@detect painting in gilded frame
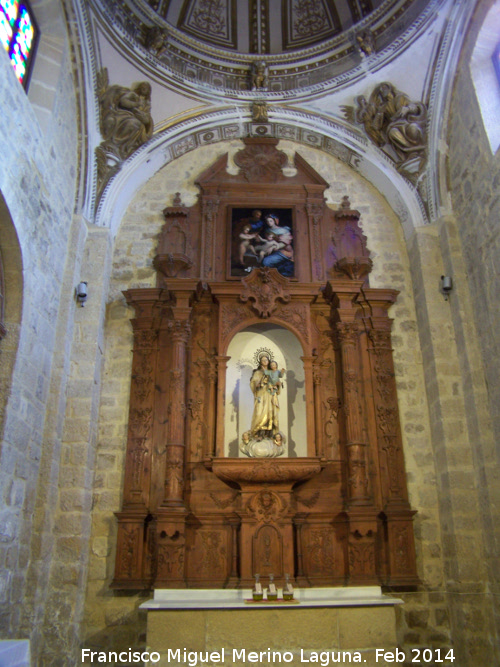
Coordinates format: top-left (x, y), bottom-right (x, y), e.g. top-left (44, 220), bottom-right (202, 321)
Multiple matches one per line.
top-left (228, 207), bottom-right (295, 278)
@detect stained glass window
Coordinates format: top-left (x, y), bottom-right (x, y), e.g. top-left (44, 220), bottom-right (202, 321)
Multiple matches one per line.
top-left (0, 0), bottom-right (38, 88)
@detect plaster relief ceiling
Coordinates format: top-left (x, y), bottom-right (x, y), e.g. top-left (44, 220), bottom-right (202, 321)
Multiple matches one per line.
top-left (92, 0), bottom-right (435, 96)
top-left (147, 0), bottom-right (386, 53)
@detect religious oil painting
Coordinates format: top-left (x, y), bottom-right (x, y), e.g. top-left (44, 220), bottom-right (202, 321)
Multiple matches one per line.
top-left (229, 207), bottom-right (295, 278)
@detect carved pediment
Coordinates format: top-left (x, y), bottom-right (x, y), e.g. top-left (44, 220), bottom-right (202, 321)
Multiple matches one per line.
top-left (240, 267), bottom-right (291, 318)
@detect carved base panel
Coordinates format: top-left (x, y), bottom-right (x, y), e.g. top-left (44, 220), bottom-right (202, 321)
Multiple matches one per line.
top-left (154, 515), bottom-right (188, 588)
top-left (347, 509), bottom-right (380, 585)
top-left (185, 516), bottom-right (232, 586)
top-left (112, 512), bottom-right (151, 589)
top-left (299, 515), bottom-right (348, 586)
top-left (382, 510), bottom-right (419, 588)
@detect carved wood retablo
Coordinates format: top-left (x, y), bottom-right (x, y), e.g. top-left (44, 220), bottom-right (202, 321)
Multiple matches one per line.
top-left (112, 139), bottom-right (418, 591)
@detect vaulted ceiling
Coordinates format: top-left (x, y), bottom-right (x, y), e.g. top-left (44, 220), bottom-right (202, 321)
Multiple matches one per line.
top-left (90, 0), bottom-right (435, 95)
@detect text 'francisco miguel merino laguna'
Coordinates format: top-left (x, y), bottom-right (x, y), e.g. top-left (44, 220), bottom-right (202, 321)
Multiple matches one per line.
top-left (166, 649), bottom-right (366, 664)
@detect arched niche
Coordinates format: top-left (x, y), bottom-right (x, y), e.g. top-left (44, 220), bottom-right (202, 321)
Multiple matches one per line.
top-left (224, 323), bottom-right (306, 458)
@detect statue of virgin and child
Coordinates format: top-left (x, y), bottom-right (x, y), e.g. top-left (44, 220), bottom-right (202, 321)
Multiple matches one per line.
top-left (240, 351), bottom-right (287, 458)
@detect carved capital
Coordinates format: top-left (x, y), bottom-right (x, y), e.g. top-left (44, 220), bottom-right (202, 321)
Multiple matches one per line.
top-left (336, 322), bottom-right (359, 345)
top-left (168, 319), bottom-right (191, 344)
top-left (133, 329), bottom-right (159, 349)
top-left (368, 329), bottom-right (392, 349)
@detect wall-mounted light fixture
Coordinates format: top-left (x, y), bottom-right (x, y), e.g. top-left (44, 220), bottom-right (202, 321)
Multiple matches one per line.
top-left (440, 275), bottom-right (453, 301)
top-left (76, 281), bottom-right (88, 307)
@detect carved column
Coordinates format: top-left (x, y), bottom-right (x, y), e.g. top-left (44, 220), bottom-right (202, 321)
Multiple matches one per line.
top-left (293, 513), bottom-right (308, 586)
top-left (215, 356), bottom-right (230, 457)
top-left (336, 321), bottom-right (371, 505)
top-left (113, 289), bottom-right (166, 588)
top-left (325, 283), bottom-right (379, 584)
top-left (312, 362), bottom-right (325, 458)
top-left (162, 318), bottom-right (191, 508)
top-left (201, 196), bottom-right (219, 280)
top-left (226, 514), bottom-right (241, 588)
top-left (363, 289), bottom-right (418, 586)
top-left (206, 360), bottom-right (218, 457)
top-left (155, 283), bottom-right (196, 588)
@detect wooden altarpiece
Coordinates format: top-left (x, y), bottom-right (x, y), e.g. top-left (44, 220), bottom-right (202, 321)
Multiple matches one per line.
top-left (112, 138), bottom-right (419, 591)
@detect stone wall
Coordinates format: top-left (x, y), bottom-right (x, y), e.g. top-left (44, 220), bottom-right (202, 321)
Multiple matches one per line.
top-left (82, 142), bottom-right (450, 659)
top-left (0, 6), bottom-right (84, 663)
top-left (446, 0), bottom-right (500, 660)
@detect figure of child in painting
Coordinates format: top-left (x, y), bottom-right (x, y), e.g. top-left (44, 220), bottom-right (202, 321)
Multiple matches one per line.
top-left (264, 360), bottom-right (285, 395)
top-left (255, 232), bottom-right (284, 261)
top-left (238, 225), bottom-right (259, 264)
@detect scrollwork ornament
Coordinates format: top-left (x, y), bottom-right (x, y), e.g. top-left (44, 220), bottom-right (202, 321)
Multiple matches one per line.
top-left (393, 525), bottom-right (410, 572)
top-left (240, 267), bottom-right (291, 318)
top-left (274, 302), bottom-right (309, 343)
top-left (169, 369), bottom-right (183, 393)
top-left (308, 529), bottom-right (335, 571)
top-left (221, 303), bottom-right (251, 345)
top-left (377, 406), bottom-right (398, 435)
top-left (130, 442), bottom-right (148, 489)
top-left (129, 407), bottom-right (153, 438)
top-left (233, 142), bottom-right (287, 182)
top-left (349, 534), bottom-right (375, 575)
top-left (383, 436), bottom-right (402, 495)
top-left (120, 525), bottom-right (139, 577)
top-left (165, 457), bottom-right (184, 495)
top-left (200, 531), bottom-right (226, 574)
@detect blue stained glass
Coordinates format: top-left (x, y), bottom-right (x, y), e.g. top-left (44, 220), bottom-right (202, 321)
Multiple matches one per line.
top-left (0, 0), bottom-right (37, 87)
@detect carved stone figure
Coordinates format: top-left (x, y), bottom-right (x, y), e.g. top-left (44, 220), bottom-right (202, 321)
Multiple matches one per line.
top-left (252, 101), bottom-right (268, 123)
top-left (99, 79), bottom-right (153, 161)
top-left (145, 25), bottom-right (169, 56)
top-left (251, 62), bottom-right (268, 90)
top-left (95, 69), bottom-right (154, 199)
top-left (356, 29), bottom-right (376, 56)
top-left (343, 82), bottom-right (427, 175)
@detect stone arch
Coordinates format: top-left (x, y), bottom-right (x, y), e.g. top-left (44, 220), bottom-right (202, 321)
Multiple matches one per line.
top-left (0, 192), bottom-right (24, 440)
top-left (95, 108), bottom-right (428, 241)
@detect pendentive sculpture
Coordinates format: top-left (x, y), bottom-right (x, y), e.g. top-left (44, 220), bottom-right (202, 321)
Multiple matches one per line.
top-left (95, 68), bottom-right (154, 201)
top-left (342, 81), bottom-right (427, 177)
top-left (240, 351), bottom-right (286, 458)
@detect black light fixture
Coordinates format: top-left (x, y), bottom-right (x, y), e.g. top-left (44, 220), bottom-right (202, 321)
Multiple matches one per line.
top-left (440, 275), bottom-right (453, 301)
